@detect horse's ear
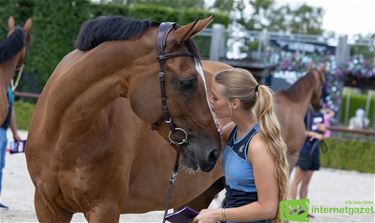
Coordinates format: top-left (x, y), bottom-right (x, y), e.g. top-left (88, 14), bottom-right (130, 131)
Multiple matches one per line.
top-left (8, 16), bottom-right (15, 31)
top-left (319, 65), bottom-right (326, 74)
top-left (169, 15), bottom-right (215, 45)
top-left (23, 17), bottom-right (32, 33)
top-left (307, 62), bottom-right (314, 72)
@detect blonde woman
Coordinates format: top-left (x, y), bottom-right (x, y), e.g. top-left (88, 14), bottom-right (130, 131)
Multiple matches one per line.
top-left (193, 68), bottom-right (289, 223)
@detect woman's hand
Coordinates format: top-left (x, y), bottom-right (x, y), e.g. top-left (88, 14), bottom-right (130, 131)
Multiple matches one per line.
top-left (306, 131), bottom-right (324, 141)
top-left (192, 208), bottom-right (221, 223)
top-left (13, 132), bottom-right (22, 142)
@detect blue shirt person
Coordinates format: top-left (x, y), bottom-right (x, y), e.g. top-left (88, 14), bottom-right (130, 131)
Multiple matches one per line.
top-left (0, 86), bottom-right (22, 209)
top-left (290, 107), bottom-right (326, 203)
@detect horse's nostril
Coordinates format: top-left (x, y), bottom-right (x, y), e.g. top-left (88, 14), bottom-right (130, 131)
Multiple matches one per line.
top-left (208, 149), bottom-right (219, 162)
top-left (200, 149), bottom-right (220, 172)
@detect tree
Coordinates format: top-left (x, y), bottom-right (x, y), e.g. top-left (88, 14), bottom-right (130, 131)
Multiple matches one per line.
top-left (209, 0), bottom-right (235, 14)
top-left (288, 4), bottom-right (324, 34)
top-left (100, 0), bottom-right (205, 9)
top-left (210, 0), bottom-right (324, 35)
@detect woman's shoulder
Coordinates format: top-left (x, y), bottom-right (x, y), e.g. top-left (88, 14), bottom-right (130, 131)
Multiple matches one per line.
top-left (247, 134), bottom-right (270, 162)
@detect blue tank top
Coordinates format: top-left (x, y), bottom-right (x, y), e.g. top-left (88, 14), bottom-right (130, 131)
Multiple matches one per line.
top-left (222, 124), bottom-right (260, 194)
top-left (222, 124), bottom-right (272, 223)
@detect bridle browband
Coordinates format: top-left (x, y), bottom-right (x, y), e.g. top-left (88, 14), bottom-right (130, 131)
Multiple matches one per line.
top-left (155, 22), bottom-right (198, 223)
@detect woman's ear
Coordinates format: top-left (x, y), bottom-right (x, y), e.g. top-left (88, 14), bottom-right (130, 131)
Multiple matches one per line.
top-left (231, 99), bottom-right (240, 111)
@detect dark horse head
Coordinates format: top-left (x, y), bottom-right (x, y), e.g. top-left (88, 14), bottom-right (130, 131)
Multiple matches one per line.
top-left (308, 65), bottom-right (325, 111)
top-left (0, 16), bottom-right (32, 69)
top-left (0, 16), bottom-right (32, 125)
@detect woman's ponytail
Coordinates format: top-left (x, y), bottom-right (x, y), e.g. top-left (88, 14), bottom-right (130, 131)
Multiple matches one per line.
top-left (255, 85), bottom-right (289, 222)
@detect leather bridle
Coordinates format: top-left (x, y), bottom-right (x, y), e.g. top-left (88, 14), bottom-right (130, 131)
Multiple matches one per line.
top-left (153, 22), bottom-right (195, 145)
top-left (154, 22), bottom-right (200, 222)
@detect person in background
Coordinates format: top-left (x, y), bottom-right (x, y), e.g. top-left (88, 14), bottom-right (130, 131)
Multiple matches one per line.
top-left (348, 108), bottom-right (370, 130)
top-left (0, 85), bottom-right (22, 209)
top-left (290, 106), bottom-right (326, 212)
top-left (193, 68), bottom-right (289, 223)
top-left (322, 108), bottom-right (335, 138)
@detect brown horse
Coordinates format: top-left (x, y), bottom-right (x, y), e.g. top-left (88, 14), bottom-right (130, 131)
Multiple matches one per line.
top-left (275, 65), bottom-right (325, 169)
top-left (25, 16), bottom-right (224, 222)
top-left (0, 16), bottom-right (32, 124)
top-left (184, 61), bottom-right (326, 209)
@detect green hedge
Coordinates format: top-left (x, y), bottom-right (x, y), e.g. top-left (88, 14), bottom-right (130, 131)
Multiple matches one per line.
top-left (321, 138), bottom-right (375, 173)
top-left (340, 94), bottom-right (375, 125)
top-left (14, 101), bottom-right (35, 130)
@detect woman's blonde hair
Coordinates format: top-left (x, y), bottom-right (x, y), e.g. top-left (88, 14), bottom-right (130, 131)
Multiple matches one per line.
top-left (215, 68), bottom-right (289, 221)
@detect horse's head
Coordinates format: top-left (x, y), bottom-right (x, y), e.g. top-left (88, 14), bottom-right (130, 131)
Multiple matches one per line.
top-left (308, 65), bottom-right (325, 111)
top-left (127, 16), bottom-right (221, 172)
top-left (6, 16), bottom-right (32, 70)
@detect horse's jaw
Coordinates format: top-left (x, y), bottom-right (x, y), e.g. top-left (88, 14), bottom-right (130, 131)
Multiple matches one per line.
top-left (179, 161), bottom-right (201, 175)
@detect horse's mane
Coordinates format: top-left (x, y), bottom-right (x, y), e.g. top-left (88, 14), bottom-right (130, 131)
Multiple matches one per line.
top-left (75, 16), bottom-right (155, 51)
top-left (0, 27), bottom-right (25, 64)
top-left (283, 70), bottom-right (316, 101)
top-left (75, 16), bottom-right (201, 61)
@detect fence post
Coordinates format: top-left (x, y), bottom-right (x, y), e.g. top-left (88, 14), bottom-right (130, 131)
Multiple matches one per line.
top-left (344, 91), bottom-right (351, 125)
top-left (335, 35), bottom-right (350, 66)
top-left (336, 35), bottom-right (350, 126)
top-left (209, 24), bottom-right (225, 61)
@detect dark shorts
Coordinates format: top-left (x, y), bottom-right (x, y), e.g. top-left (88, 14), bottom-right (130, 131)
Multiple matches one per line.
top-left (297, 152), bottom-right (320, 171)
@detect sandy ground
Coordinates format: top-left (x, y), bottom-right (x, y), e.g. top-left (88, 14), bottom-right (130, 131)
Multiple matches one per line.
top-left (0, 130), bottom-right (374, 222)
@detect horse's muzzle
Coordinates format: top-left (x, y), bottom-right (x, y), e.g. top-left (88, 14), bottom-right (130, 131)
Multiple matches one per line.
top-left (200, 148), bottom-right (220, 172)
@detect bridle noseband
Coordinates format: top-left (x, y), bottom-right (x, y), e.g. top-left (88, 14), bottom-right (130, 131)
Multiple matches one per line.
top-left (154, 22), bottom-right (199, 223)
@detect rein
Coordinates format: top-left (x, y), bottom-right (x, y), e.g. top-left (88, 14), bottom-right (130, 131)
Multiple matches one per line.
top-left (154, 22), bottom-right (196, 223)
top-left (11, 63), bottom-right (24, 91)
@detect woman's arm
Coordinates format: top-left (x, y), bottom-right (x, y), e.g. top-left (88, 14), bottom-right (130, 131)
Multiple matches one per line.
top-left (10, 107), bottom-right (21, 141)
top-left (305, 130), bottom-right (324, 141)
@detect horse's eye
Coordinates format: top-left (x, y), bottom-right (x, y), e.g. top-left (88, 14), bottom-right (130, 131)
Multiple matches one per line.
top-left (178, 78), bottom-right (196, 90)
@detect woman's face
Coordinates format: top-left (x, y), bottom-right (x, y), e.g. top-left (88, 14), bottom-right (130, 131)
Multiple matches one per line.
top-left (210, 81), bottom-right (231, 119)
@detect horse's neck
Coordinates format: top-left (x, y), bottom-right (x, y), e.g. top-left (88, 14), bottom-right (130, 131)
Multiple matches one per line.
top-left (44, 43), bottom-right (147, 134)
top-left (0, 87), bottom-right (8, 124)
top-left (0, 55), bottom-right (19, 124)
top-left (0, 55), bottom-right (19, 89)
top-left (283, 74), bottom-right (317, 113)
